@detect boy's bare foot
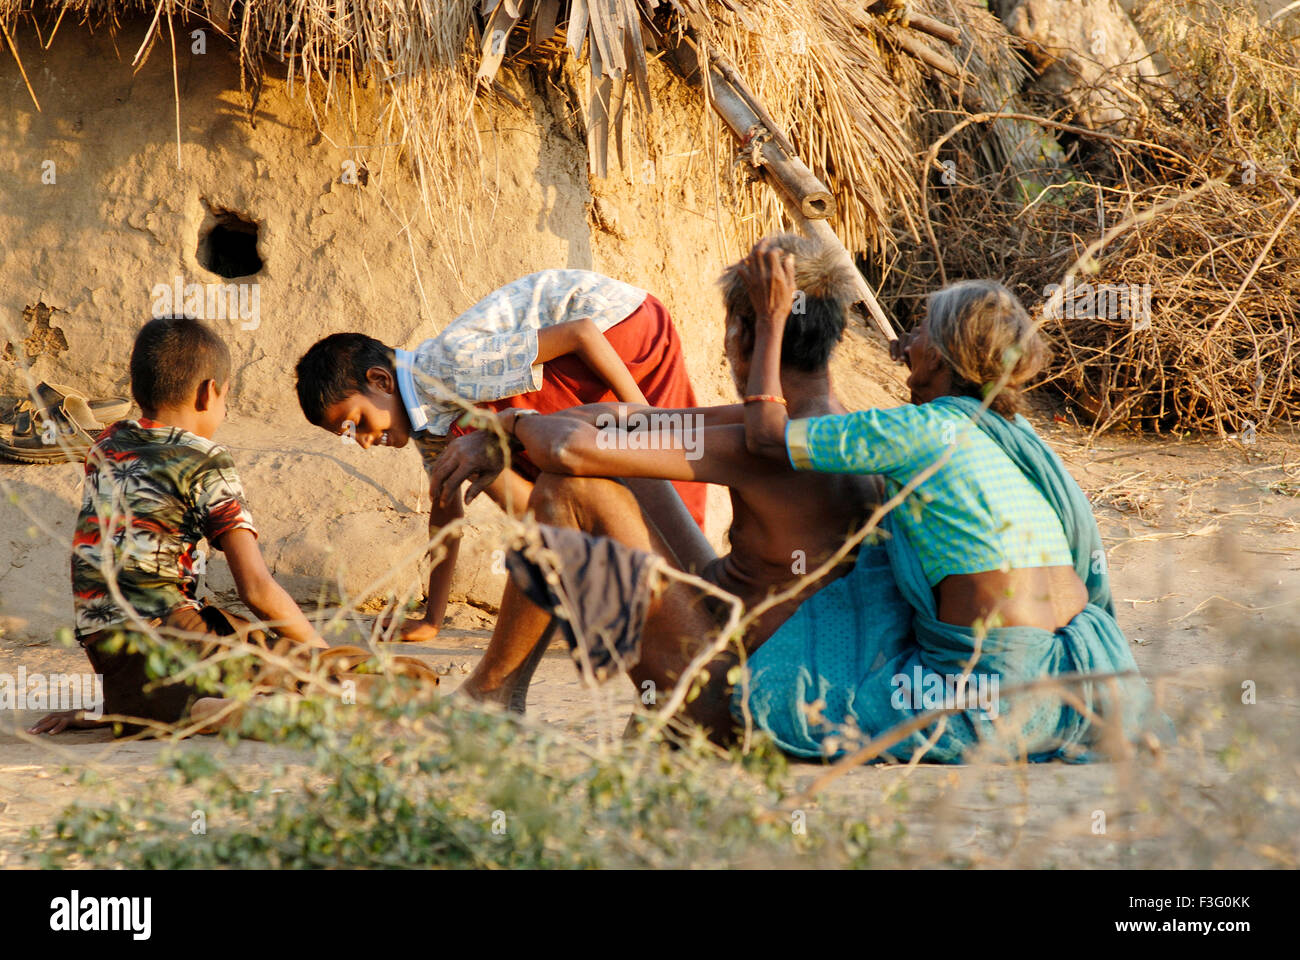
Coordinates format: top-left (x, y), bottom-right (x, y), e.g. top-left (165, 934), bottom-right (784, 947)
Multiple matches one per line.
top-left (396, 619), bottom-right (440, 643)
top-left (28, 710), bottom-right (107, 735)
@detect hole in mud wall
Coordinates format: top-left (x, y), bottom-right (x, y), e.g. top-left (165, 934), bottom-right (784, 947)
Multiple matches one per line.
top-left (197, 210), bottom-right (263, 278)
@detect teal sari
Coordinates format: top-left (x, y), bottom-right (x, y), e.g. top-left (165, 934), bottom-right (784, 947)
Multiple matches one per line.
top-left (734, 396), bottom-right (1163, 763)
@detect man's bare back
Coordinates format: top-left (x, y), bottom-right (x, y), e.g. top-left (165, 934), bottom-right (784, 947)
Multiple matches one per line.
top-left (701, 449), bottom-right (879, 651)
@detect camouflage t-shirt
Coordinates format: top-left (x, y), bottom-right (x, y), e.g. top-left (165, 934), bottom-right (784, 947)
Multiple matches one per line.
top-left (71, 419), bottom-right (257, 636)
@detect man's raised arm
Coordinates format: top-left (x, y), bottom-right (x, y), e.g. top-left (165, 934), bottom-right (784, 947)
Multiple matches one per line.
top-left (739, 239), bottom-right (799, 463)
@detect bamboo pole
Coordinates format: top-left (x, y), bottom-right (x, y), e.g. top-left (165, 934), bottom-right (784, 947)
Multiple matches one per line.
top-left (887, 30), bottom-right (985, 113)
top-left (800, 217), bottom-right (897, 342)
top-left (896, 11), bottom-right (961, 46)
top-left (661, 32), bottom-right (897, 342)
top-left (705, 74), bottom-right (835, 219)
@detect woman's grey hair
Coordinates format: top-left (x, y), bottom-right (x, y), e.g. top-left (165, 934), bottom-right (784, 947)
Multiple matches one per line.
top-left (923, 279), bottom-right (1048, 418)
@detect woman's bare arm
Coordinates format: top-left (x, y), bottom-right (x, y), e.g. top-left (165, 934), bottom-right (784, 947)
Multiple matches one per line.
top-left (513, 411), bottom-right (782, 487)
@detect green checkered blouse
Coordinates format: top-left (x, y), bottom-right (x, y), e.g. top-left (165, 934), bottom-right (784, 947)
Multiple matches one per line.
top-left (785, 397), bottom-right (1072, 585)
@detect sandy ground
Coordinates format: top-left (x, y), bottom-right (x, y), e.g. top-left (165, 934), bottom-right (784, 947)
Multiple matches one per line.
top-left (2, 405), bottom-right (1298, 868)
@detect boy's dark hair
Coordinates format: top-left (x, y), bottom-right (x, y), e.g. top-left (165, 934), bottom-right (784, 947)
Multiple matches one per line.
top-left (130, 316), bottom-right (232, 413)
top-left (718, 234), bottom-right (856, 371)
top-left (295, 333), bottom-right (395, 425)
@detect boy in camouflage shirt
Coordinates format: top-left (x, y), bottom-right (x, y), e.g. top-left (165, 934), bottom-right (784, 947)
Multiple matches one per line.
top-left (30, 317), bottom-right (324, 736)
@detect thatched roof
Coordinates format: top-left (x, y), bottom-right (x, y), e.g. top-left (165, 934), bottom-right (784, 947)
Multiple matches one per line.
top-left (2, 0), bottom-right (1031, 260)
top-left (8, 2), bottom-right (1297, 433)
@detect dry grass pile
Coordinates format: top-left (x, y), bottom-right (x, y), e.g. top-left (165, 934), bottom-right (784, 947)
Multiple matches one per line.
top-left (894, 0), bottom-right (1300, 435)
top-left (680, 0), bottom-right (1032, 258)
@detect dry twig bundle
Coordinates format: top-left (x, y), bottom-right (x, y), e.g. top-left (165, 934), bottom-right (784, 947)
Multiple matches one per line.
top-left (892, 0), bottom-right (1300, 435)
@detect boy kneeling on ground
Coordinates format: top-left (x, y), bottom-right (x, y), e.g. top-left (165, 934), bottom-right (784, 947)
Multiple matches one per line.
top-left (30, 316), bottom-right (325, 737)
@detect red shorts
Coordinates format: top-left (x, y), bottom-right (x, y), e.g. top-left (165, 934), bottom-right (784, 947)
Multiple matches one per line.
top-left (449, 294), bottom-right (707, 530)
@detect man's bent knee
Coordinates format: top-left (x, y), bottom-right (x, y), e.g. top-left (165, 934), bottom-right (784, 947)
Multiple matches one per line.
top-left (529, 473), bottom-right (635, 526)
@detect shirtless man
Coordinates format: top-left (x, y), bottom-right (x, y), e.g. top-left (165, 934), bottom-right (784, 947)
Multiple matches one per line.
top-left (745, 253), bottom-right (1090, 633)
top-left (426, 236), bottom-right (882, 740)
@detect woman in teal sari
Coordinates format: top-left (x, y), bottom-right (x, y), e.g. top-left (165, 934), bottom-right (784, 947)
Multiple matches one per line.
top-left (733, 241), bottom-right (1161, 762)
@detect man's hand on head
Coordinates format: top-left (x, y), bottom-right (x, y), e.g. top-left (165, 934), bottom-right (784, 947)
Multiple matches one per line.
top-left (428, 428), bottom-right (508, 509)
top-left (740, 238), bottom-right (798, 330)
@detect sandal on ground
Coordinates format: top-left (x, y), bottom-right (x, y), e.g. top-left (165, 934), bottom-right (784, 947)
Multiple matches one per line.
top-left (0, 384), bottom-right (120, 464)
top-left (1, 382), bottom-right (130, 436)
